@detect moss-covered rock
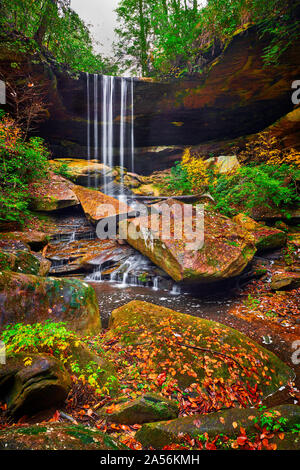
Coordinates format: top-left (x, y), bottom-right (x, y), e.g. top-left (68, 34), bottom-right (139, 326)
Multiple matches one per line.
top-left (233, 213), bottom-right (287, 251)
top-left (0, 272), bottom-right (101, 334)
top-left (29, 173), bottom-right (79, 212)
top-left (49, 159), bottom-right (117, 187)
top-left (0, 423), bottom-right (128, 450)
top-left (0, 238), bottom-right (51, 276)
top-left (119, 201), bottom-right (256, 283)
top-left (136, 404), bottom-right (300, 449)
top-left (271, 271), bottom-right (300, 291)
top-left (108, 301), bottom-right (293, 395)
top-left (0, 354), bottom-right (71, 418)
top-left (100, 393), bottom-right (178, 425)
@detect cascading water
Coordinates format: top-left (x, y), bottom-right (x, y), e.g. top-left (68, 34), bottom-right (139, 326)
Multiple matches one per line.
top-left (86, 73), bottom-right (91, 188)
top-left (87, 73), bottom-right (135, 195)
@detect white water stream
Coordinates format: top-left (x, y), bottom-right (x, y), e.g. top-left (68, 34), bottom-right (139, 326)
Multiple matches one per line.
top-left (87, 74), bottom-right (135, 196)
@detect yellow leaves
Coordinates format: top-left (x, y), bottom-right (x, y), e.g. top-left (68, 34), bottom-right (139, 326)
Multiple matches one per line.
top-left (232, 421), bottom-right (238, 429)
top-left (181, 147), bottom-right (209, 193)
top-left (219, 417), bottom-right (225, 424)
top-left (23, 356), bottom-right (32, 367)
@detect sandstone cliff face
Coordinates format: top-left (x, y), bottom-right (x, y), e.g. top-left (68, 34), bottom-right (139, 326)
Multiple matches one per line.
top-left (1, 15), bottom-right (299, 173)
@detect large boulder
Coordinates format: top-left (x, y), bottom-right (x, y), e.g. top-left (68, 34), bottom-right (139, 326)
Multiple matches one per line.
top-left (100, 393), bottom-right (178, 425)
top-left (0, 423), bottom-right (128, 450)
top-left (233, 213), bottom-right (287, 251)
top-left (0, 354), bottom-right (71, 418)
top-left (73, 185), bottom-right (134, 225)
top-left (0, 272), bottom-right (101, 334)
top-left (136, 404), bottom-right (300, 449)
top-left (29, 173), bottom-right (80, 212)
top-left (119, 201), bottom-right (256, 283)
top-left (108, 301), bottom-right (293, 396)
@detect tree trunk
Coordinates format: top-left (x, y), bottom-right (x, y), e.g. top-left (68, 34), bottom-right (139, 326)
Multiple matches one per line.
top-left (138, 0), bottom-right (148, 76)
top-left (34, 0), bottom-right (56, 47)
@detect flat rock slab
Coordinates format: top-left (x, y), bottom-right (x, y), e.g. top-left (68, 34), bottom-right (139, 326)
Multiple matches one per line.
top-left (100, 393), bottom-right (178, 425)
top-left (119, 200), bottom-right (256, 283)
top-left (136, 404), bottom-right (300, 449)
top-left (73, 185), bottom-right (134, 225)
top-left (0, 423), bottom-right (128, 450)
top-left (0, 272), bottom-right (101, 334)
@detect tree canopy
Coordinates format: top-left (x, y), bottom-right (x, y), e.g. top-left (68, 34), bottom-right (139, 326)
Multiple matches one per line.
top-left (114, 0), bottom-right (300, 77)
top-left (0, 0), bottom-right (117, 74)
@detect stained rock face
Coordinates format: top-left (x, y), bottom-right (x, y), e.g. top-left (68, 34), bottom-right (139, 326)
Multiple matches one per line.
top-left (233, 213), bottom-right (287, 251)
top-left (0, 423), bottom-right (128, 450)
top-left (100, 393), bottom-right (178, 425)
top-left (73, 185), bottom-right (133, 225)
top-left (109, 301), bottom-right (293, 395)
top-left (0, 272), bottom-right (101, 334)
top-left (119, 200), bottom-right (256, 283)
top-left (0, 354), bottom-right (71, 418)
top-left (136, 404), bottom-right (300, 449)
top-left (29, 173), bottom-right (80, 212)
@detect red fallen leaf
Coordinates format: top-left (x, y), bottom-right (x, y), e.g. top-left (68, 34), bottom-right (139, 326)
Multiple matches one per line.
top-left (50, 410), bottom-right (60, 422)
top-left (205, 441), bottom-right (217, 450)
top-left (157, 372), bottom-right (167, 386)
top-left (262, 438), bottom-right (269, 448)
top-left (236, 436), bottom-right (248, 446)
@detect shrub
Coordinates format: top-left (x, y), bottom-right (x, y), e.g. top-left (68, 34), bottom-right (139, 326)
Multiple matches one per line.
top-left (0, 112), bottom-right (49, 223)
top-left (238, 131), bottom-right (300, 166)
top-left (166, 148), bottom-right (209, 195)
top-left (208, 164), bottom-right (300, 218)
top-left (1, 322), bottom-right (117, 396)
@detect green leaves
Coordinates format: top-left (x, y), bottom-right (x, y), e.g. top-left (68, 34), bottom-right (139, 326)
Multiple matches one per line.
top-left (208, 164), bottom-right (300, 218)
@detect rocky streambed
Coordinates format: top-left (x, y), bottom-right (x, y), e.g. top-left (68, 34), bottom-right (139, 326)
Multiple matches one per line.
top-left (0, 167), bottom-right (299, 450)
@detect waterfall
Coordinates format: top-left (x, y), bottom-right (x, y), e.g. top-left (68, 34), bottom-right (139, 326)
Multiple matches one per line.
top-left (86, 73), bottom-right (91, 188)
top-left (119, 78), bottom-right (128, 197)
top-left (86, 74), bottom-right (135, 195)
top-left (94, 74), bottom-right (99, 188)
top-left (130, 78), bottom-right (135, 174)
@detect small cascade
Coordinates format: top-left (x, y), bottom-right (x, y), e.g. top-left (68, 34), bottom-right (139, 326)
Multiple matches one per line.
top-left (86, 267), bottom-right (102, 282)
top-left (153, 277), bottom-right (160, 291)
top-left (110, 254), bottom-right (145, 287)
top-left (170, 284), bottom-right (181, 295)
